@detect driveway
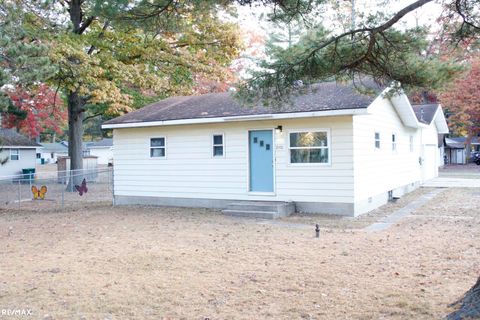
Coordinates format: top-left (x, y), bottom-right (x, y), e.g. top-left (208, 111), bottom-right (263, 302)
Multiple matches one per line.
top-left (422, 164), bottom-right (480, 188)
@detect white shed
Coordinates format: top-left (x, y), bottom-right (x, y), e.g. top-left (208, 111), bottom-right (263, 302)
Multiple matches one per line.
top-left (102, 81), bottom-right (449, 217)
top-left (86, 138), bottom-right (113, 165)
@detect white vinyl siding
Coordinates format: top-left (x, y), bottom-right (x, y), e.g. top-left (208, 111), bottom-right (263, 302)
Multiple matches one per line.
top-left (352, 95), bottom-right (439, 214)
top-left (0, 148), bottom-right (37, 177)
top-left (113, 116), bottom-right (354, 204)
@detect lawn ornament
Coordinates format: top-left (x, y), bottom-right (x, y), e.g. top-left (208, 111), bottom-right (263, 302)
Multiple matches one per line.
top-left (31, 185), bottom-right (48, 200)
top-left (75, 178), bottom-right (88, 196)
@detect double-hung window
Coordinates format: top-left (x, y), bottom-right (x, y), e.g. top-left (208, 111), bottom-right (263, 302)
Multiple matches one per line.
top-left (374, 132), bottom-right (381, 149)
top-left (212, 134), bottom-right (224, 157)
top-left (392, 134), bottom-right (397, 152)
top-left (289, 130), bottom-right (330, 164)
top-left (10, 149), bottom-right (19, 161)
top-left (150, 137), bottom-right (166, 158)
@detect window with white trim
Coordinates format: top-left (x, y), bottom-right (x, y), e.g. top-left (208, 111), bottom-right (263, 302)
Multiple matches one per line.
top-left (409, 135), bottom-right (414, 152)
top-left (289, 131), bottom-right (329, 164)
top-left (150, 137), bottom-right (166, 158)
top-left (392, 134), bottom-right (397, 152)
top-left (212, 134), bottom-right (224, 157)
top-left (10, 149), bottom-right (19, 161)
top-left (374, 132), bottom-right (380, 149)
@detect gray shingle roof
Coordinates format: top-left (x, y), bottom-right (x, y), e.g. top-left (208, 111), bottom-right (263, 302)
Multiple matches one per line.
top-left (86, 138), bottom-right (113, 148)
top-left (445, 138), bottom-right (466, 149)
top-left (104, 81), bottom-right (383, 125)
top-left (40, 142), bottom-right (69, 153)
top-left (412, 104), bottom-right (438, 125)
top-left (0, 129), bottom-right (40, 147)
top-left (448, 137), bottom-right (480, 144)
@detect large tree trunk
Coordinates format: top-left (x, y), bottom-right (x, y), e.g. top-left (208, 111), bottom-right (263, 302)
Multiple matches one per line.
top-left (465, 131), bottom-right (474, 162)
top-left (67, 91), bottom-right (85, 188)
top-left (447, 276), bottom-right (480, 319)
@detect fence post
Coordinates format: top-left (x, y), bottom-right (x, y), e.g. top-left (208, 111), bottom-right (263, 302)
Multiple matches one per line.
top-left (61, 178), bottom-right (65, 209)
top-left (17, 179), bottom-right (20, 209)
top-left (110, 167), bottom-right (115, 206)
top-left (70, 169), bottom-right (73, 193)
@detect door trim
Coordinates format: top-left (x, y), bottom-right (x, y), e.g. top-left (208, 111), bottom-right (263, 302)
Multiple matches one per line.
top-left (246, 128), bottom-right (276, 196)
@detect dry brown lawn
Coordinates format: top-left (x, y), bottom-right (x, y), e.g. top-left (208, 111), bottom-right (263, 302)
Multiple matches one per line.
top-left (0, 188), bottom-right (478, 319)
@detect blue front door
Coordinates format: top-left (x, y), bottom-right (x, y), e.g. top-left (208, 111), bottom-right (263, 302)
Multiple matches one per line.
top-left (249, 130), bottom-right (274, 192)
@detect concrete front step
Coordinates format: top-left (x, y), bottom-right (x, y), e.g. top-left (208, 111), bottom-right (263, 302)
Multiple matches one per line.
top-left (222, 209), bottom-right (279, 219)
top-left (222, 201), bottom-right (295, 219)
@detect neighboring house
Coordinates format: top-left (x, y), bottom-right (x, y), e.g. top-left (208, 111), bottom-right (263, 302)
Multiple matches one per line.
top-left (444, 136), bottom-right (480, 164)
top-left (444, 138), bottom-right (466, 164)
top-left (0, 128), bottom-right (40, 177)
top-left (85, 138), bottom-right (113, 165)
top-left (102, 81), bottom-right (449, 217)
top-left (38, 141), bottom-right (69, 164)
top-left (39, 140), bottom-right (112, 165)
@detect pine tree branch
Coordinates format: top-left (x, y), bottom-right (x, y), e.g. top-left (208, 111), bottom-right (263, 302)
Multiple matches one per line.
top-left (77, 16), bottom-right (95, 35)
top-left (455, 0), bottom-right (480, 31)
top-left (297, 0), bottom-right (433, 67)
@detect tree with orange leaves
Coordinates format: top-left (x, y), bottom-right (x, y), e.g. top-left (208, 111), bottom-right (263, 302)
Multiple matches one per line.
top-left (440, 58), bottom-right (480, 157)
top-left (2, 84), bottom-right (66, 140)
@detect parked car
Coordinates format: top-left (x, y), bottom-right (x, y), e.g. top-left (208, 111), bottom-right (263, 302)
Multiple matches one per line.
top-left (472, 152), bottom-right (480, 165)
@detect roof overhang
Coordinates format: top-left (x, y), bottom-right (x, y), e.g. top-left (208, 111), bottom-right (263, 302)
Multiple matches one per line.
top-left (387, 89), bottom-right (449, 134)
top-left (389, 93), bottom-right (421, 129)
top-left (2, 145), bottom-right (40, 149)
top-left (101, 108), bottom-right (369, 129)
top-left (432, 104), bottom-right (449, 134)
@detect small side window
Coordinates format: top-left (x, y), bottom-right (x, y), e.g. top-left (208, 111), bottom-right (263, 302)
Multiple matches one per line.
top-left (374, 132), bottom-right (380, 149)
top-left (213, 134), bottom-right (224, 157)
top-left (150, 137), bottom-right (166, 158)
top-left (409, 135), bottom-right (414, 152)
top-left (392, 134), bottom-right (397, 152)
top-left (10, 149), bottom-right (19, 161)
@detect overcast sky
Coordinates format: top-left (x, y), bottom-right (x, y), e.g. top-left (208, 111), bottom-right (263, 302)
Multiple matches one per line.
top-left (235, 0), bottom-right (444, 36)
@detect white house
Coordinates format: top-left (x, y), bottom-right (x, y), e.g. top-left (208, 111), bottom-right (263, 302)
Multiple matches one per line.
top-left (85, 138), bottom-right (113, 165)
top-left (102, 81), bottom-right (449, 217)
top-left (0, 129), bottom-right (40, 177)
top-left (38, 141), bottom-right (69, 164)
top-left (444, 136), bottom-right (480, 164)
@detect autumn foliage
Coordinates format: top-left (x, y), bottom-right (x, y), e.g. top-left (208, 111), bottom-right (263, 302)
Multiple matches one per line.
top-left (3, 84), bottom-right (66, 139)
top-left (439, 58), bottom-right (480, 139)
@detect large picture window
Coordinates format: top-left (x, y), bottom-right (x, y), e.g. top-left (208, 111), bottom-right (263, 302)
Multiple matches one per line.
top-left (289, 130), bottom-right (330, 164)
top-left (150, 137), bottom-right (166, 158)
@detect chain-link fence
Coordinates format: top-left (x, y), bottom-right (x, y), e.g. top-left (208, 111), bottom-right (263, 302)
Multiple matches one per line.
top-left (0, 167), bottom-right (113, 211)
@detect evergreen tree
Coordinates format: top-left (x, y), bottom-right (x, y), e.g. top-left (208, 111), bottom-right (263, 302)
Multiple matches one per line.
top-left (0, 2), bottom-right (55, 110)
top-left (237, 0), bottom-right (478, 102)
top-left (2, 1), bottom-right (243, 183)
